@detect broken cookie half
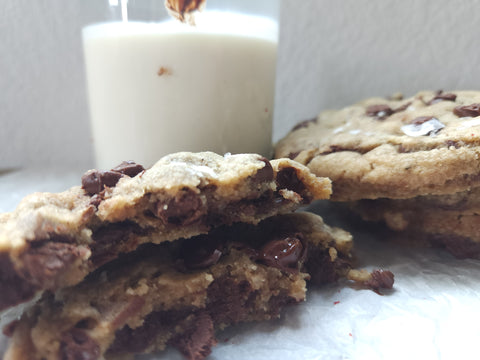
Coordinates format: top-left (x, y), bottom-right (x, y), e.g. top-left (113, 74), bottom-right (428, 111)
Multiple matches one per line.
top-left (0, 152), bottom-right (331, 311)
top-left (4, 212), bottom-right (355, 360)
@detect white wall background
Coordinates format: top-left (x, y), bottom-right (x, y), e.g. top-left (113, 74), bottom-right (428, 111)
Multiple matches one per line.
top-left (2, 0), bottom-right (480, 169)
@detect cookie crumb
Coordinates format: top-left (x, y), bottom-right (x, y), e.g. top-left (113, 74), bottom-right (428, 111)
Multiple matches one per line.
top-left (347, 269), bottom-right (394, 295)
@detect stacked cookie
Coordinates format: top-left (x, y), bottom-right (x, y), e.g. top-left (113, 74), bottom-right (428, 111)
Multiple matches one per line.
top-left (275, 90), bottom-right (480, 258)
top-left (2, 152), bottom-right (390, 360)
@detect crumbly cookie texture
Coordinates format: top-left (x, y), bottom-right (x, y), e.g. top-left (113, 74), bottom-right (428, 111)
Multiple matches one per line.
top-left (275, 90), bottom-right (480, 201)
top-left (3, 212), bottom-right (354, 360)
top-left (0, 152), bottom-right (331, 311)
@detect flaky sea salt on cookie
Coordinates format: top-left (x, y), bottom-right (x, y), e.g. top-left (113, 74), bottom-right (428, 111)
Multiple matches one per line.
top-left (0, 152), bottom-right (331, 311)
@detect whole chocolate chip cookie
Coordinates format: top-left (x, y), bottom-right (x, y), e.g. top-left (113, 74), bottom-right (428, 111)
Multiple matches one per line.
top-left (3, 212), bottom-right (359, 360)
top-left (275, 90), bottom-right (480, 201)
top-left (0, 152), bottom-right (332, 311)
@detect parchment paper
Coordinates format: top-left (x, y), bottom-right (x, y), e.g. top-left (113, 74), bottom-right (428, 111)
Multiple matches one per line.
top-left (1, 169), bottom-right (479, 360)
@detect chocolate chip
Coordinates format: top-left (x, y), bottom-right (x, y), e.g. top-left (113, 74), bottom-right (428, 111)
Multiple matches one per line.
top-left (59, 328), bottom-right (100, 360)
top-left (110, 161), bottom-right (144, 177)
top-left (259, 236), bottom-right (305, 271)
top-left (366, 104), bottom-right (394, 119)
top-left (250, 158), bottom-right (274, 184)
top-left (81, 161), bottom-right (144, 196)
top-left (181, 235), bottom-right (223, 270)
top-left (156, 189), bottom-right (206, 226)
top-left (81, 170), bottom-right (103, 196)
top-left (100, 171), bottom-right (123, 188)
top-left (410, 116), bottom-right (434, 125)
top-left (393, 101), bottom-right (412, 113)
top-left (454, 103), bottom-right (480, 117)
top-left (81, 170), bottom-right (122, 196)
top-left (291, 118), bottom-right (317, 131)
top-left (363, 270), bottom-right (394, 292)
top-left (428, 90), bottom-right (457, 105)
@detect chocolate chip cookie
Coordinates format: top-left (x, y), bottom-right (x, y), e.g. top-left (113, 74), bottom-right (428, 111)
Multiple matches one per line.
top-left (276, 90), bottom-right (480, 258)
top-left (0, 152), bottom-right (332, 311)
top-left (3, 212), bottom-right (356, 360)
top-left (275, 90), bottom-right (480, 201)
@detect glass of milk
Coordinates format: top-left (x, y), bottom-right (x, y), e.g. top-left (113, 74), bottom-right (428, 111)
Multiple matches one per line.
top-left (82, 0), bottom-right (279, 169)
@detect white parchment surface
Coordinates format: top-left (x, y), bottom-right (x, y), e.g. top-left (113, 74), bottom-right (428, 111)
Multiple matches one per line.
top-left (1, 170), bottom-right (480, 360)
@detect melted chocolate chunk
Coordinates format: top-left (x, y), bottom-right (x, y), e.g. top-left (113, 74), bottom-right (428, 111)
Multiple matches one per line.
top-left (169, 311), bottom-right (217, 360)
top-left (3, 236), bottom-right (88, 311)
top-left (305, 247), bottom-right (339, 285)
top-left (427, 90), bottom-right (457, 105)
top-left (363, 270), bottom-right (394, 291)
top-left (292, 118), bottom-right (317, 131)
top-left (156, 189), bottom-right (206, 226)
top-left (453, 103), bottom-right (480, 118)
top-left (276, 167), bottom-right (306, 196)
top-left (111, 161), bottom-right (144, 177)
top-left (0, 253), bottom-right (37, 311)
top-left (181, 235), bottom-right (223, 270)
top-left (259, 236), bottom-right (305, 271)
top-left (250, 158), bottom-right (274, 184)
top-left (366, 104), bottom-right (394, 119)
top-left (59, 328), bottom-right (100, 360)
top-left (19, 238), bottom-right (86, 289)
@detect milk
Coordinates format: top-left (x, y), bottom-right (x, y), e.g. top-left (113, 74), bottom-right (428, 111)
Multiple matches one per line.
top-left (82, 12), bottom-right (278, 169)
